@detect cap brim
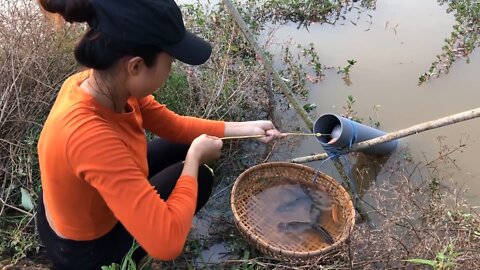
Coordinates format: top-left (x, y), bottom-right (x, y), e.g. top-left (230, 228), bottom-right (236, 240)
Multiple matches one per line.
top-left (163, 31), bottom-right (212, 65)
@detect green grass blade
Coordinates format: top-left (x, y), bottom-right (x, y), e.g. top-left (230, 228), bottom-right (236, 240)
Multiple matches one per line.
top-left (404, 258), bottom-right (436, 267)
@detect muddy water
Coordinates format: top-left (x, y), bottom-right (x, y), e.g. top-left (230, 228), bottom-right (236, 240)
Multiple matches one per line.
top-left (266, 0), bottom-right (480, 206)
top-left (245, 181), bottom-right (337, 251)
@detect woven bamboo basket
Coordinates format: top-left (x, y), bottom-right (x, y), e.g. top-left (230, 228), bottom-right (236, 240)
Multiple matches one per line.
top-left (230, 162), bottom-right (355, 262)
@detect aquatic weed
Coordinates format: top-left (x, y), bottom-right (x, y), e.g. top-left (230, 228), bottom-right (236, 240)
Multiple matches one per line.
top-left (342, 95), bottom-right (363, 123)
top-left (419, 0), bottom-right (480, 85)
top-left (257, 0), bottom-right (376, 29)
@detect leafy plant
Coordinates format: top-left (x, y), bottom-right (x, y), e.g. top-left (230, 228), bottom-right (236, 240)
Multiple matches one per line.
top-left (303, 103), bottom-right (317, 113)
top-left (337, 59), bottom-right (357, 86)
top-left (342, 95), bottom-right (363, 123)
top-left (101, 241), bottom-right (152, 270)
top-left (278, 44), bottom-right (308, 97)
top-left (419, 0), bottom-right (480, 84)
top-left (302, 43), bottom-right (324, 78)
top-left (257, 0), bottom-right (376, 29)
top-left (338, 59), bottom-right (358, 75)
top-left (405, 243), bottom-right (461, 269)
top-left (368, 104), bottom-right (381, 128)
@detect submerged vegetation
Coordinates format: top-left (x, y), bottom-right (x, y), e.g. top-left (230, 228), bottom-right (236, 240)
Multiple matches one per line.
top-left (0, 0), bottom-right (479, 269)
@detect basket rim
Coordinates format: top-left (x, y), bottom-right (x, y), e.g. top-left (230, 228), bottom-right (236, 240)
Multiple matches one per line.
top-left (230, 162), bottom-right (355, 258)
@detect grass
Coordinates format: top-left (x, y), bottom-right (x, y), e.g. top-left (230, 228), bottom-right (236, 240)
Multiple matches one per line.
top-left (332, 145), bottom-right (480, 269)
top-left (0, 0), bottom-right (79, 263)
top-left (405, 242), bottom-right (461, 269)
top-left (179, 0), bottom-right (271, 121)
top-left (153, 68), bottom-right (191, 115)
top-left (101, 242), bottom-right (153, 270)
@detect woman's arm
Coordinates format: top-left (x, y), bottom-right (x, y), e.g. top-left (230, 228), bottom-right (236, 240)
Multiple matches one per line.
top-left (139, 96), bottom-right (282, 144)
top-left (138, 96), bottom-right (224, 143)
top-left (66, 115), bottom-right (222, 260)
top-left (224, 120), bottom-right (283, 143)
top-left (183, 134), bottom-right (222, 177)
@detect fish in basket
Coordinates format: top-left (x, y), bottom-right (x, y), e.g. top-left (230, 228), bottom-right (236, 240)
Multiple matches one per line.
top-left (230, 162), bottom-right (355, 262)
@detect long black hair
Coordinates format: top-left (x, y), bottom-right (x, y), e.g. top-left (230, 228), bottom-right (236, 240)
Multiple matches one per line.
top-left (38, 0), bottom-right (161, 70)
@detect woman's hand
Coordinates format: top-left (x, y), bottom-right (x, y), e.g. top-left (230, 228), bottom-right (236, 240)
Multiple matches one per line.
top-left (182, 135), bottom-right (222, 179)
top-left (187, 134), bottom-right (223, 165)
top-left (224, 120), bottom-right (284, 144)
top-left (248, 120), bottom-right (283, 143)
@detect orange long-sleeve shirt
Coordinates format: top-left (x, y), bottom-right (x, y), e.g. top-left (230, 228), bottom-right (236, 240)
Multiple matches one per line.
top-left (37, 70), bottom-right (225, 259)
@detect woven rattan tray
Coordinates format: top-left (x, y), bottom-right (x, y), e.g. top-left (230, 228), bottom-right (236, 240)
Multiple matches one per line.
top-left (231, 162), bottom-right (355, 262)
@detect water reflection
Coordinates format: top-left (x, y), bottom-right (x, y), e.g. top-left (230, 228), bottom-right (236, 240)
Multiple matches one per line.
top-left (350, 153), bottom-right (390, 197)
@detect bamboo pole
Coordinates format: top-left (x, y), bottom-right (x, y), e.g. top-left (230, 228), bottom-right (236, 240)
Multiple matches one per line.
top-left (292, 107), bottom-right (480, 163)
top-left (221, 135), bottom-right (265, 140)
top-left (221, 132), bottom-right (330, 140)
top-left (221, 0), bottom-right (314, 131)
top-left (291, 153), bottom-right (329, 163)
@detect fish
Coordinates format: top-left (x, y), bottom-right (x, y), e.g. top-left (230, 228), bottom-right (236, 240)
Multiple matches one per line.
top-left (278, 221), bottom-right (311, 232)
top-left (311, 223), bottom-right (335, 245)
top-left (278, 221), bottom-right (335, 245)
top-left (303, 186), bottom-right (333, 212)
top-left (308, 203), bottom-right (336, 245)
top-left (276, 196), bottom-right (310, 212)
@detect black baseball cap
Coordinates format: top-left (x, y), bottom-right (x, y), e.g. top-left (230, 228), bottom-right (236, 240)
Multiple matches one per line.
top-left (90, 0), bottom-right (212, 65)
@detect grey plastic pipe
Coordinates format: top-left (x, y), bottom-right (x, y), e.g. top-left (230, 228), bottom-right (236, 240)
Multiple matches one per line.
top-left (313, 114), bottom-right (398, 155)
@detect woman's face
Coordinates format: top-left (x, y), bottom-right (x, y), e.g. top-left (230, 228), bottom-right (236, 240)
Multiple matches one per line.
top-left (127, 52), bottom-right (174, 98)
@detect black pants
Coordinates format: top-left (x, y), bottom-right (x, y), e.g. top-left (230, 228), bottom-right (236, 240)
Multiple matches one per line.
top-left (36, 139), bottom-right (214, 270)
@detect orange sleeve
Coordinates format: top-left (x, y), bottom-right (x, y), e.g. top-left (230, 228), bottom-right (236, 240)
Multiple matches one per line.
top-left (138, 95), bottom-right (225, 142)
top-left (66, 111), bottom-right (197, 260)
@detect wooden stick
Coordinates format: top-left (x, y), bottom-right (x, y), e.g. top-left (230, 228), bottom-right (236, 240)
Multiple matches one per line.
top-left (221, 132), bottom-right (330, 140)
top-left (221, 135), bottom-right (265, 140)
top-left (292, 107), bottom-right (480, 163)
top-left (282, 132), bottom-right (330, 137)
top-left (291, 153), bottom-right (329, 163)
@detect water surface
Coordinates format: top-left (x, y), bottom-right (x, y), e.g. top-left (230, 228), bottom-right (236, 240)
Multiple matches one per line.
top-left (267, 0), bottom-right (480, 205)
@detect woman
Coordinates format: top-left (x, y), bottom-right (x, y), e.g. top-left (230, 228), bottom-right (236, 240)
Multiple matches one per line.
top-left (36, 0), bottom-right (282, 269)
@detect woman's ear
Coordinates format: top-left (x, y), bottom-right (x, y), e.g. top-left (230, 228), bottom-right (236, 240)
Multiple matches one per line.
top-left (125, 56), bottom-right (145, 77)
